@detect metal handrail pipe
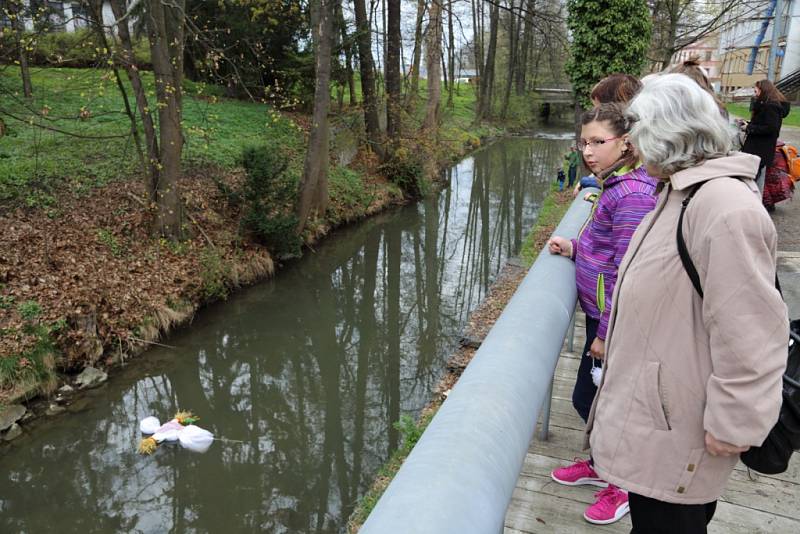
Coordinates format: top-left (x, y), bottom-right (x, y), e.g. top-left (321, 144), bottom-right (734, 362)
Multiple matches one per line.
top-left (360, 191), bottom-right (596, 534)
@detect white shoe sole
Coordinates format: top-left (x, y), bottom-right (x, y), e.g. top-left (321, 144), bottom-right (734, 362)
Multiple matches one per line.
top-left (583, 502), bottom-right (630, 525)
top-left (550, 472), bottom-right (609, 488)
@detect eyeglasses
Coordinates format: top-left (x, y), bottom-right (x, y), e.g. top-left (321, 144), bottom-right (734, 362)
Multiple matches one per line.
top-left (577, 137), bottom-right (621, 151)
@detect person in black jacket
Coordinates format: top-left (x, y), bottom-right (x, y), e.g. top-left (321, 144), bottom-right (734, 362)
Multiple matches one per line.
top-left (741, 79), bottom-right (791, 193)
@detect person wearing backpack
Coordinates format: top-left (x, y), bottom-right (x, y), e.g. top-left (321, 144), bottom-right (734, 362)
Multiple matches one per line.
top-left (763, 141), bottom-right (795, 211)
top-left (586, 74), bottom-right (788, 533)
top-left (740, 79), bottom-right (791, 193)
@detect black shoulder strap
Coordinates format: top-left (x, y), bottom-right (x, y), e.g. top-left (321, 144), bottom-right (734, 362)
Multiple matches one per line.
top-left (677, 180), bottom-right (782, 299)
top-left (677, 184), bottom-right (705, 298)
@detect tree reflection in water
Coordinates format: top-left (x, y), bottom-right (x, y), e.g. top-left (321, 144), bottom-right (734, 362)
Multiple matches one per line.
top-left (0, 135), bottom-right (569, 533)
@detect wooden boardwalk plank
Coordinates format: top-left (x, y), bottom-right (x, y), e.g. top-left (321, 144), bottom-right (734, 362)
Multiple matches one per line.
top-left (506, 326), bottom-right (800, 533)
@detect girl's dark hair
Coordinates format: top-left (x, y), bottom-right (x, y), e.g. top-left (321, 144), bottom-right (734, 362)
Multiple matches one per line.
top-left (580, 103), bottom-right (638, 172)
top-left (590, 74), bottom-right (642, 104)
top-left (755, 79), bottom-right (787, 103)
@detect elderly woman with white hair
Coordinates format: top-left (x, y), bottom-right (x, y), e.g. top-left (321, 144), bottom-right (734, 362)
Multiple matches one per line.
top-left (585, 73), bottom-right (788, 533)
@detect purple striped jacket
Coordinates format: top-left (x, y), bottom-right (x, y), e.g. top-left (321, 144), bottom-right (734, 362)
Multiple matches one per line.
top-left (570, 166), bottom-right (658, 339)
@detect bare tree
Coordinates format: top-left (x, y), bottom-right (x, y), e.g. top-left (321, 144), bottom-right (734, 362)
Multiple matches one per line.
top-left (446, 0), bottom-right (455, 108)
top-left (108, 0), bottom-right (161, 203)
top-left (297, 0), bottom-right (334, 233)
top-left (385, 0), bottom-right (401, 142)
top-left (145, 0), bottom-right (186, 239)
top-left (6, 0), bottom-right (34, 98)
top-left (424, 0), bottom-right (443, 130)
top-left (649, 0), bottom-right (761, 70)
top-left (406, 0), bottom-right (427, 109)
top-left (353, 0), bottom-right (385, 157)
top-left (477, 0), bottom-right (499, 120)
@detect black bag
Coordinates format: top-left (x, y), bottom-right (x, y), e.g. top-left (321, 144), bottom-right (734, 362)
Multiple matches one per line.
top-left (677, 182), bottom-right (800, 474)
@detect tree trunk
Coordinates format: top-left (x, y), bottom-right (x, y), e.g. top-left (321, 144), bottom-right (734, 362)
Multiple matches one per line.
top-left (423, 0), bottom-right (442, 130)
top-left (501, 0), bottom-right (518, 119)
top-left (297, 0), bottom-right (334, 233)
top-left (517, 0), bottom-right (534, 95)
top-left (146, 0), bottom-right (185, 239)
top-left (470, 0), bottom-right (482, 99)
top-left (110, 0), bottom-right (160, 201)
top-left (478, 2), bottom-right (499, 120)
top-left (353, 0), bottom-right (384, 158)
top-left (446, 0), bottom-right (455, 108)
top-left (9, 1), bottom-right (32, 98)
top-left (405, 0), bottom-right (426, 110)
top-left (335, 0), bottom-right (357, 106)
top-left (385, 0), bottom-right (401, 142)
top-left (86, 1), bottom-right (146, 179)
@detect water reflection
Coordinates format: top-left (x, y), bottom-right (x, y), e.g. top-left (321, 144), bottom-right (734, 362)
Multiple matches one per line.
top-left (0, 135), bottom-right (569, 533)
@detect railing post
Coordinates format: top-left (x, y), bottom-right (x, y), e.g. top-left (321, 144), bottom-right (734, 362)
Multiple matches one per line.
top-left (566, 309), bottom-right (577, 352)
top-left (359, 191), bottom-right (596, 534)
top-left (538, 375), bottom-right (554, 441)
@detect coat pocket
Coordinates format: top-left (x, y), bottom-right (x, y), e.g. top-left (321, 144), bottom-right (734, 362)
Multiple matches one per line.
top-left (643, 361), bottom-right (671, 431)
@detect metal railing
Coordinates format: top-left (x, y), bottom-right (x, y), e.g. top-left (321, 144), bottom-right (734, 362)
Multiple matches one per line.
top-left (360, 191), bottom-right (596, 534)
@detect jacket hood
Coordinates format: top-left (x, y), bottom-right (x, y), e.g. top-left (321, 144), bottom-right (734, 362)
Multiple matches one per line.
top-left (604, 165), bottom-right (655, 188)
top-left (670, 152), bottom-right (760, 191)
top-left (781, 101), bottom-right (791, 118)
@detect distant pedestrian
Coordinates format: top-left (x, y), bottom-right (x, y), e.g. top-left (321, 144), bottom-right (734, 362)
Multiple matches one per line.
top-left (741, 79), bottom-right (791, 193)
top-left (763, 140), bottom-right (795, 211)
top-left (548, 103), bottom-right (657, 525)
top-left (556, 168), bottom-right (566, 191)
top-left (566, 146), bottom-right (580, 187)
top-left (588, 73), bottom-right (787, 534)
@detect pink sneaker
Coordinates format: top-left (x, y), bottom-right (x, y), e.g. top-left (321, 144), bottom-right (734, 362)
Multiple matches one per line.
top-left (551, 458), bottom-right (608, 487)
top-left (583, 485), bottom-right (629, 525)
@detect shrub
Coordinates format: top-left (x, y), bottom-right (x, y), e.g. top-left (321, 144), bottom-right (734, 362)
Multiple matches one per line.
top-left (238, 145), bottom-right (302, 258)
top-left (327, 166), bottom-right (372, 224)
top-left (17, 300), bottom-right (42, 323)
top-left (0, 29), bottom-right (151, 69)
top-left (199, 248), bottom-right (231, 301)
top-left (379, 147), bottom-right (426, 198)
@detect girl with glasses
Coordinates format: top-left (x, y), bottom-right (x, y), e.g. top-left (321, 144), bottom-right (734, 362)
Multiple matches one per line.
top-left (547, 103), bottom-right (658, 525)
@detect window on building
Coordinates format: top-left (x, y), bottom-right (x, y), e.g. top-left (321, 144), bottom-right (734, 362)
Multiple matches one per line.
top-left (705, 51), bottom-right (712, 61)
top-left (71, 3), bottom-right (88, 29)
top-left (0, 10), bottom-right (13, 30)
top-left (30, 0), bottom-right (66, 32)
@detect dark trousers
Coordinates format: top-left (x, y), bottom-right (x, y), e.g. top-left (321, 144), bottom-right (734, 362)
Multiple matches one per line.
top-left (629, 493), bottom-right (717, 534)
top-left (568, 166), bottom-right (578, 187)
top-left (572, 315), bottom-right (600, 423)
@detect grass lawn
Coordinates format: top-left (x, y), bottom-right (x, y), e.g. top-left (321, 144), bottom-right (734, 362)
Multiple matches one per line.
top-left (0, 67), bottom-right (304, 209)
top-left (1, 67), bottom-right (542, 212)
top-left (727, 102), bottom-right (800, 127)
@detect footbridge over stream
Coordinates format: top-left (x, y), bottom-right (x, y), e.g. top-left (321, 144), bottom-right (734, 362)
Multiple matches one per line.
top-left (533, 87), bottom-right (574, 105)
top-left (359, 193), bottom-right (800, 533)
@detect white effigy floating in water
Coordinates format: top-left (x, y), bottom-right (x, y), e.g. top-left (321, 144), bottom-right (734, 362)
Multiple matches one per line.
top-left (138, 411), bottom-right (214, 454)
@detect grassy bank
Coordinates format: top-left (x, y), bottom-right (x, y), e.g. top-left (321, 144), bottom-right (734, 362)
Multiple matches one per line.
top-left (0, 66), bottom-right (543, 404)
top-left (727, 102), bottom-right (800, 128)
top-left (346, 186), bottom-right (574, 532)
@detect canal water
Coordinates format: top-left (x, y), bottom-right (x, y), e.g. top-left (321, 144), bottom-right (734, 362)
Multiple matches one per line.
top-left (0, 133), bottom-right (571, 533)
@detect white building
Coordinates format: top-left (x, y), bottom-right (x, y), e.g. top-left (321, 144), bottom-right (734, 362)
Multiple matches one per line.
top-left (716, 0), bottom-right (800, 94)
top-left (1, 1), bottom-right (118, 33)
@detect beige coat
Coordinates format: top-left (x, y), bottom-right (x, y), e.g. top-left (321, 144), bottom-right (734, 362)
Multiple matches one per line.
top-left (586, 153), bottom-right (788, 504)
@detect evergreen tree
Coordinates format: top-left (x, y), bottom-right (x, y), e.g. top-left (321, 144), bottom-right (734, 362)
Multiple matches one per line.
top-left (566, 0), bottom-right (652, 106)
